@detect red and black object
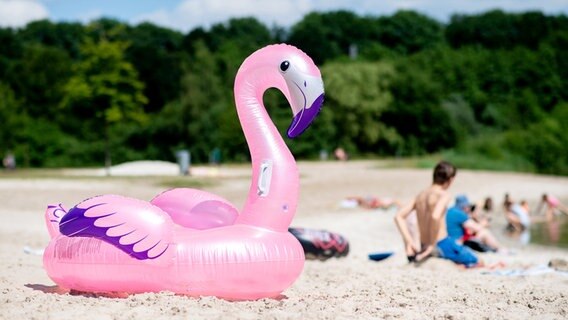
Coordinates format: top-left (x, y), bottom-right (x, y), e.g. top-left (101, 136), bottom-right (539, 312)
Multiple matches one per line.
top-left (288, 227), bottom-right (350, 260)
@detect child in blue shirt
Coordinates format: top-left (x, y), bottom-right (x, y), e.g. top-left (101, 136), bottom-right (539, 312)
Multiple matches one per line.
top-left (446, 195), bottom-right (502, 253)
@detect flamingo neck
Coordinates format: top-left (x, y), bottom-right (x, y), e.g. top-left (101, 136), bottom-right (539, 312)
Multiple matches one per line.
top-left (233, 68), bottom-right (299, 232)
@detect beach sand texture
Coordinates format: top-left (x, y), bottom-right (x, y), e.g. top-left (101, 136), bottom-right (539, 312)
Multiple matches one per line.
top-left (1, 160), bottom-right (567, 319)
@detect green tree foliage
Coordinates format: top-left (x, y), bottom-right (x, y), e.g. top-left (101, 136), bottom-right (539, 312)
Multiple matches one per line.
top-left (183, 18), bottom-right (274, 89)
top-left (0, 10), bottom-right (567, 175)
top-left (211, 18), bottom-right (274, 86)
top-left (125, 22), bottom-right (184, 113)
top-left (383, 61), bottom-right (457, 154)
top-left (208, 17), bottom-right (273, 52)
top-left (179, 41), bottom-right (231, 162)
top-left (19, 20), bottom-right (85, 57)
top-left (8, 45), bottom-right (72, 118)
top-left (0, 82), bottom-right (74, 167)
top-left (0, 83), bottom-right (24, 152)
top-left (60, 36), bottom-right (148, 169)
top-left (320, 61), bottom-right (399, 153)
top-left (86, 18), bottom-right (129, 42)
top-left (373, 10), bottom-right (444, 54)
top-left (446, 10), bottom-right (568, 50)
top-left (288, 10), bottom-right (443, 64)
top-left (0, 28), bottom-right (22, 79)
top-left (505, 103), bottom-right (568, 175)
top-left (288, 11), bottom-right (364, 64)
top-left (146, 41), bottom-right (240, 163)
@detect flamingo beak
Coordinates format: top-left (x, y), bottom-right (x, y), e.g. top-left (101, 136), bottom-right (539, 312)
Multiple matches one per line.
top-left (286, 75), bottom-right (325, 139)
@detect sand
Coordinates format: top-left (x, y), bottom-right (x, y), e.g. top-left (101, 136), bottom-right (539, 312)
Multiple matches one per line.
top-left (1, 160), bottom-right (567, 319)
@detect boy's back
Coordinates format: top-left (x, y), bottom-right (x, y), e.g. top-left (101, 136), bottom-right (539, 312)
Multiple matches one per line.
top-left (414, 185), bottom-right (449, 247)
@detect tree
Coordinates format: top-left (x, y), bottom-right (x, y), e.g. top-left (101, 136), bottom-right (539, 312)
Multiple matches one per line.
top-left (382, 62), bottom-right (457, 154)
top-left (0, 82), bottom-right (25, 153)
top-left (207, 18), bottom-right (274, 87)
top-left (7, 44), bottom-right (72, 118)
top-left (505, 103), bottom-right (568, 175)
top-left (125, 22), bottom-right (184, 113)
top-left (60, 37), bottom-right (148, 174)
top-left (288, 11), bottom-right (365, 64)
top-left (320, 61), bottom-right (398, 153)
top-left (445, 10), bottom-right (563, 50)
top-left (207, 17), bottom-right (273, 53)
top-left (178, 41), bottom-right (234, 162)
top-left (374, 10), bottom-right (444, 54)
top-left (0, 27), bottom-right (23, 80)
top-left (19, 20), bottom-right (85, 58)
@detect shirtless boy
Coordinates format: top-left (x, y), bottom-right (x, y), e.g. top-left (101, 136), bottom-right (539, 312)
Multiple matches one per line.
top-left (394, 161), bottom-right (479, 267)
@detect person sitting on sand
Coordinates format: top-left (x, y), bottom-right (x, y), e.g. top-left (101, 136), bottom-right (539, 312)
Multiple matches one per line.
top-left (503, 199), bottom-right (532, 245)
top-left (394, 161), bottom-right (481, 268)
top-left (505, 196), bottom-right (531, 227)
top-left (333, 147), bottom-right (348, 161)
top-left (446, 195), bottom-right (502, 253)
top-left (470, 197), bottom-right (493, 228)
top-left (503, 197), bottom-right (531, 232)
top-left (535, 193), bottom-right (568, 220)
top-left (345, 196), bottom-right (401, 210)
top-left (483, 197), bottom-right (493, 214)
top-left (2, 152), bottom-right (16, 171)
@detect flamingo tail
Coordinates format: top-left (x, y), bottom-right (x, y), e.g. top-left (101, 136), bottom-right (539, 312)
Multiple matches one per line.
top-left (45, 203), bottom-right (67, 238)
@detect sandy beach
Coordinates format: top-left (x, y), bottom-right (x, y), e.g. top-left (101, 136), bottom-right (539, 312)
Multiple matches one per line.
top-left (1, 160), bottom-right (567, 319)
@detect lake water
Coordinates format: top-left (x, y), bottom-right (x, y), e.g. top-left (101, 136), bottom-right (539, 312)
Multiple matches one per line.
top-left (530, 216), bottom-right (568, 248)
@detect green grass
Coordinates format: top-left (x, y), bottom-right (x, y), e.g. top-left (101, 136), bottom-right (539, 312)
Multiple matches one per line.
top-left (0, 168), bottom-right (72, 179)
top-left (530, 217), bottom-right (568, 248)
top-left (369, 155), bottom-right (443, 169)
top-left (0, 149), bottom-right (545, 179)
top-left (154, 177), bottom-right (214, 189)
top-left (362, 150), bottom-right (537, 174)
top-left (0, 168), bottom-right (215, 189)
top-left (442, 149), bottom-right (535, 173)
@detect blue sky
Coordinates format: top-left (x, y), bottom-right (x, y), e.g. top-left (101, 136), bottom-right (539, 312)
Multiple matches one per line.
top-left (1, 0), bottom-right (567, 31)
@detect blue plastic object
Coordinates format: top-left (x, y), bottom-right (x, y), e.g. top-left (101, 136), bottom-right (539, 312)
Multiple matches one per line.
top-left (368, 251), bottom-right (394, 262)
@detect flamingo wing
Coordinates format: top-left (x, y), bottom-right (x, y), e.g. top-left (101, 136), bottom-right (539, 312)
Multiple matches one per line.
top-left (151, 188), bottom-right (239, 230)
top-left (59, 195), bottom-right (173, 260)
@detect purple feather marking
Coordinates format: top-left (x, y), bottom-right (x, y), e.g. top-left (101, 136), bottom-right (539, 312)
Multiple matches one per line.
top-left (48, 203), bottom-right (67, 222)
top-left (59, 203), bottom-right (168, 260)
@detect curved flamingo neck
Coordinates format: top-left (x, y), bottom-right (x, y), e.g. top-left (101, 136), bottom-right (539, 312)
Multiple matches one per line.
top-left (233, 66), bottom-right (299, 232)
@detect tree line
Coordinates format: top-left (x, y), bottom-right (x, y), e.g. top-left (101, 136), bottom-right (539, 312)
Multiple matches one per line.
top-left (0, 9), bottom-right (567, 175)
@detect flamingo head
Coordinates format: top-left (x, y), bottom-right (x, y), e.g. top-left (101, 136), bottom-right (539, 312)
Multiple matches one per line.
top-left (272, 45), bottom-right (325, 138)
top-left (238, 44), bottom-right (325, 138)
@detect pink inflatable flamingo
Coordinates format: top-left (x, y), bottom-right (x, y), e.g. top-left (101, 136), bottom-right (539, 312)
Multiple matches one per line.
top-left (43, 44), bottom-right (325, 300)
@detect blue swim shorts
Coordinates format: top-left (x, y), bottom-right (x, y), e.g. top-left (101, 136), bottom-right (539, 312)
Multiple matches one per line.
top-left (436, 237), bottom-right (478, 268)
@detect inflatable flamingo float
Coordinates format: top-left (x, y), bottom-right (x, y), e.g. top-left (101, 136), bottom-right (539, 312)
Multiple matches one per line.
top-left (43, 44), bottom-right (325, 300)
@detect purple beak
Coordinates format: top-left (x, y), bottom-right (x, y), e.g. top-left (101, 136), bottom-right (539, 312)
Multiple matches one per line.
top-left (287, 94), bottom-right (325, 139)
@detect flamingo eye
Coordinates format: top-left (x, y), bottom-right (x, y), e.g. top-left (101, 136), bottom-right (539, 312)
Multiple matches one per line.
top-left (280, 60), bottom-right (290, 72)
